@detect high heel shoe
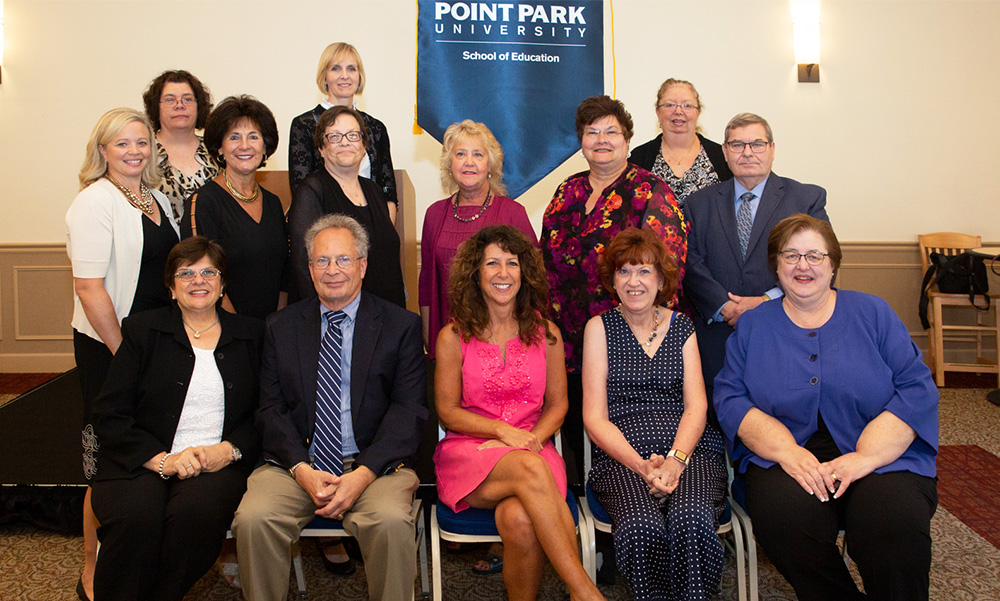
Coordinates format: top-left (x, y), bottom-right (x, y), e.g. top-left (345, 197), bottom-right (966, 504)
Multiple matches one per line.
top-left (76, 577), bottom-right (92, 601)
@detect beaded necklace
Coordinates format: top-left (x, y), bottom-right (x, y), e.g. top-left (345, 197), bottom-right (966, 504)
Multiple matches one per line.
top-left (106, 175), bottom-right (154, 215)
top-left (451, 190), bottom-right (492, 223)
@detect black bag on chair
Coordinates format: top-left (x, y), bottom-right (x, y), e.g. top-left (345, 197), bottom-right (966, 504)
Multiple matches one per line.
top-left (918, 251), bottom-right (990, 329)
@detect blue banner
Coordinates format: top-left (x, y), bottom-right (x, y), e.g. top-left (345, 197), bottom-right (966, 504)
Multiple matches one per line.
top-left (417, 1), bottom-right (604, 198)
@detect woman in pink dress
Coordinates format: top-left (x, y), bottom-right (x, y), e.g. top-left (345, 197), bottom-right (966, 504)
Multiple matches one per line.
top-left (434, 225), bottom-right (605, 601)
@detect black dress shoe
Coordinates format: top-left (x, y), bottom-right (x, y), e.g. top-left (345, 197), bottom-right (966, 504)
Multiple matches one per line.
top-left (317, 540), bottom-right (356, 576)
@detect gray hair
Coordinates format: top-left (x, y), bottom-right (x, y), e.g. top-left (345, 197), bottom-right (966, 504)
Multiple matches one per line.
top-left (724, 112), bottom-right (774, 143)
top-left (305, 214), bottom-right (370, 258)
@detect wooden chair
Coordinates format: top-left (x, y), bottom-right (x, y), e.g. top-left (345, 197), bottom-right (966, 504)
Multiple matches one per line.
top-left (918, 233), bottom-right (1000, 387)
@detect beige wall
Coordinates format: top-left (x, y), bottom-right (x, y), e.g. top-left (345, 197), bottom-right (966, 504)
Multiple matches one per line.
top-left (1, 0), bottom-right (999, 243)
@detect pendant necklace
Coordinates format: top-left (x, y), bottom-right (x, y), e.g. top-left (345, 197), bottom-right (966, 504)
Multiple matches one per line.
top-left (182, 316), bottom-right (220, 339)
top-left (619, 305), bottom-right (660, 346)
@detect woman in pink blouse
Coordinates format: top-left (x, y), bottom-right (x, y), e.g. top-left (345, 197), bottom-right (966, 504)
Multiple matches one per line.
top-left (419, 120), bottom-right (536, 359)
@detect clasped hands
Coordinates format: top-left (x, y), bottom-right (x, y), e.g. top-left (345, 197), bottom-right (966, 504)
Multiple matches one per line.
top-left (640, 453), bottom-right (685, 500)
top-left (158, 443), bottom-right (233, 479)
top-left (779, 446), bottom-right (879, 502)
top-left (295, 463), bottom-right (375, 520)
top-left (721, 292), bottom-right (768, 327)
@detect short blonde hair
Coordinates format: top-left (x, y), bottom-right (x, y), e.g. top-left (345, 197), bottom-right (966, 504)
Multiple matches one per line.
top-left (315, 42), bottom-right (366, 97)
top-left (439, 120), bottom-right (507, 196)
top-left (78, 108), bottom-right (161, 190)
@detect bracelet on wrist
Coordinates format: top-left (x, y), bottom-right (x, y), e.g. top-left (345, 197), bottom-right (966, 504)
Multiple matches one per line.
top-left (158, 453), bottom-right (173, 480)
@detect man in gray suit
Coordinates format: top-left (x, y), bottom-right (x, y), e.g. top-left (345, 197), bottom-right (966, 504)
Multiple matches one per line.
top-left (683, 113), bottom-right (829, 403)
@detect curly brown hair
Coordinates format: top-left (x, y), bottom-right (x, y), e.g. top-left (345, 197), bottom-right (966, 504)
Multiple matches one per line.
top-left (575, 95), bottom-right (634, 143)
top-left (448, 225), bottom-right (554, 347)
top-left (204, 95), bottom-right (280, 169)
top-left (142, 70), bottom-right (213, 131)
top-left (598, 228), bottom-right (679, 306)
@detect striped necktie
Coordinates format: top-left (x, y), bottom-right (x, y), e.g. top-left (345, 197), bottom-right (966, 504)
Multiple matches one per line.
top-left (737, 191), bottom-right (755, 259)
top-left (314, 310), bottom-right (348, 475)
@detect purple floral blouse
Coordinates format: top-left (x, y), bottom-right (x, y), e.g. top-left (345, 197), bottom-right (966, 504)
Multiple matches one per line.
top-left (541, 164), bottom-right (687, 372)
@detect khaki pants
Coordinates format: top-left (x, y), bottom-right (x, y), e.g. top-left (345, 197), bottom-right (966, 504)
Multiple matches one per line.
top-left (232, 462), bottom-right (419, 601)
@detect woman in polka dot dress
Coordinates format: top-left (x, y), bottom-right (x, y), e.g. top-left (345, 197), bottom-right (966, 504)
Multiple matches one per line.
top-left (582, 228), bottom-right (727, 600)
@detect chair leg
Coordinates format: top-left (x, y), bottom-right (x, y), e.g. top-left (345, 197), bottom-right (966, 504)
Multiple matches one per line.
top-left (291, 541), bottom-right (306, 596)
top-left (430, 507), bottom-right (442, 601)
top-left (932, 299), bottom-right (946, 387)
top-left (729, 512), bottom-right (747, 601)
top-left (417, 507), bottom-right (430, 599)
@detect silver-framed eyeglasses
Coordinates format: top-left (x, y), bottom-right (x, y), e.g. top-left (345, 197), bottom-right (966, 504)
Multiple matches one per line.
top-left (160, 96), bottom-right (196, 107)
top-left (174, 268), bottom-right (221, 281)
top-left (324, 131), bottom-right (363, 144)
top-left (779, 251), bottom-right (829, 266)
top-left (725, 140), bottom-right (771, 153)
top-left (657, 102), bottom-right (699, 111)
top-left (312, 255), bottom-right (361, 270)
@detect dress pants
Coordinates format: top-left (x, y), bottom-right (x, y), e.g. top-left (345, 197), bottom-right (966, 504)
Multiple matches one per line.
top-left (91, 467), bottom-right (247, 601)
top-left (232, 462), bottom-right (420, 601)
top-left (745, 464), bottom-right (937, 601)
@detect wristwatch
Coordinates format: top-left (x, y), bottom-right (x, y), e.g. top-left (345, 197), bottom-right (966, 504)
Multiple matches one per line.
top-left (229, 443), bottom-right (242, 463)
top-left (667, 448), bottom-right (690, 467)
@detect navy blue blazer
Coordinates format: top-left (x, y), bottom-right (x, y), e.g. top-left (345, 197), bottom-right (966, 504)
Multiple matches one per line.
top-left (256, 292), bottom-right (428, 477)
top-left (682, 172), bottom-right (829, 385)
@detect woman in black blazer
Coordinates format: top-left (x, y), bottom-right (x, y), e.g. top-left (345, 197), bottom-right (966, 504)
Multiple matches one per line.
top-left (90, 236), bottom-right (264, 601)
top-left (629, 78), bottom-right (732, 206)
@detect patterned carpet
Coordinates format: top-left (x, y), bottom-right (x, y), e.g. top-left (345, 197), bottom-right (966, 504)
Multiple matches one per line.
top-left (1, 386), bottom-right (999, 600)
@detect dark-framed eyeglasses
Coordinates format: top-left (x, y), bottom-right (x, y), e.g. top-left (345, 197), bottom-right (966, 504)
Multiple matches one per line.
top-left (174, 268), bottom-right (221, 281)
top-left (778, 251), bottom-right (829, 266)
top-left (324, 131), bottom-right (363, 144)
top-left (160, 97), bottom-right (196, 107)
top-left (311, 255), bottom-right (361, 270)
top-left (725, 140), bottom-right (771, 153)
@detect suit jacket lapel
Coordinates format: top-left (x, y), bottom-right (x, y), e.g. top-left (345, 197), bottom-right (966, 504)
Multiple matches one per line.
top-left (747, 174), bottom-right (785, 257)
top-left (298, 298), bottom-right (321, 434)
top-left (714, 184), bottom-right (744, 264)
top-left (350, 294), bottom-right (381, 418)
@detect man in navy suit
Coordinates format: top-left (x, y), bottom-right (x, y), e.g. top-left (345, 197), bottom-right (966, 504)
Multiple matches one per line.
top-left (232, 214), bottom-right (427, 601)
top-left (683, 113), bottom-right (830, 403)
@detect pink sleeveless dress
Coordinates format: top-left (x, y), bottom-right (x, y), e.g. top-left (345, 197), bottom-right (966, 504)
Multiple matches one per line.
top-left (433, 330), bottom-right (568, 512)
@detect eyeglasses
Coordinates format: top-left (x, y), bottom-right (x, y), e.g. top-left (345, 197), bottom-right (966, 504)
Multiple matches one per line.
top-left (324, 131), bottom-right (363, 144)
top-left (160, 97), bottom-right (196, 107)
top-left (778, 251), bottom-right (829, 266)
top-left (311, 255), bottom-right (361, 270)
top-left (657, 102), bottom-right (699, 112)
top-left (174, 268), bottom-right (221, 281)
top-left (725, 140), bottom-right (771, 153)
top-left (583, 128), bottom-right (623, 139)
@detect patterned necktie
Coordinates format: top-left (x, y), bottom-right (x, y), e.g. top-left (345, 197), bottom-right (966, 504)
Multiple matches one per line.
top-left (314, 310), bottom-right (348, 475)
top-left (737, 191), bottom-right (755, 259)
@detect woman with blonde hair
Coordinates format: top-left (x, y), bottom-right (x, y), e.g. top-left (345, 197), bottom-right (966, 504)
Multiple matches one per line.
top-left (419, 119), bottom-right (535, 359)
top-left (67, 107), bottom-right (180, 600)
top-left (288, 42), bottom-right (397, 220)
top-left (629, 78), bottom-right (732, 205)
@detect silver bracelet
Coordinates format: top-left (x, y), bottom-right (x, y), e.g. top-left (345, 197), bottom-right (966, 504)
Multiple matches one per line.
top-left (158, 453), bottom-right (172, 480)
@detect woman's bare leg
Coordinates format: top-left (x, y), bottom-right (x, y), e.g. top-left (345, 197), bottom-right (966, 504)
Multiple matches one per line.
top-left (464, 451), bottom-right (604, 601)
top-left (494, 497), bottom-right (545, 601)
top-left (81, 487), bottom-right (98, 600)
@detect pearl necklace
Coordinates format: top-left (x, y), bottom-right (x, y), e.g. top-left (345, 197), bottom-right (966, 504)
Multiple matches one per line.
top-left (182, 315), bottom-right (220, 339)
top-left (224, 169), bottom-right (260, 202)
top-left (106, 175), bottom-right (154, 215)
top-left (618, 305), bottom-right (660, 347)
top-left (452, 190), bottom-right (492, 223)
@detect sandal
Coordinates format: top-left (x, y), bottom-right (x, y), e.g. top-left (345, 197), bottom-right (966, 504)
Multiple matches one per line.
top-left (471, 552), bottom-right (503, 575)
top-left (221, 561), bottom-right (241, 589)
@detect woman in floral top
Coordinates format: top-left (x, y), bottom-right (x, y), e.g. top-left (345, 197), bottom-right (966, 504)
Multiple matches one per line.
top-left (142, 70), bottom-right (219, 221)
top-left (541, 95), bottom-right (687, 486)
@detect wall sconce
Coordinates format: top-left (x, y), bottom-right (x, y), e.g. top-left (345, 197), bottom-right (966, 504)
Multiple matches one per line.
top-left (791, 0), bottom-right (820, 83)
